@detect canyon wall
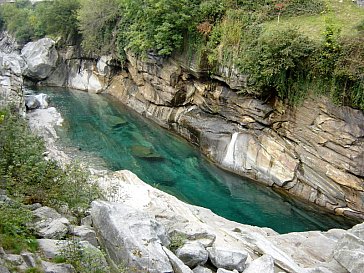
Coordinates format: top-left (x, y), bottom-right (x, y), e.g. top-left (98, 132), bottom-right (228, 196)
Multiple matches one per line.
top-left (103, 52), bottom-right (364, 220)
top-left (4, 35), bottom-right (361, 220)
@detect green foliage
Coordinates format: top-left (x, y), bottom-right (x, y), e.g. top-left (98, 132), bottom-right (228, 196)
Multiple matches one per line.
top-left (0, 109), bottom-right (102, 216)
top-left (35, 0), bottom-right (80, 41)
top-left (77, 0), bottom-right (120, 55)
top-left (56, 240), bottom-right (110, 273)
top-left (168, 233), bottom-right (186, 252)
top-left (25, 268), bottom-right (43, 273)
top-left (118, 0), bottom-right (200, 57)
top-left (0, 201), bottom-right (37, 254)
top-left (0, 2), bottom-right (35, 43)
top-left (241, 27), bottom-right (315, 103)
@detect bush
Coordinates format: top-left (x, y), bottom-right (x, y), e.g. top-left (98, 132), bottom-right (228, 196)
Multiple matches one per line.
top-left (0, 108), bottom-right (101, 216)
top-left (56, 240), bottom-right (110, 273)
top-left (0, 202), bottom-right (37, 254)
top-left (0, 2), bottom-right (35, 43)
top-left (118, 0), bottom-right (200, 57)
top-left (239, 27), bottom-right (315, 103)
top-left (35, 0), bottom-right (80, 42)
top-left (77, 0), bottom-right (120, 55)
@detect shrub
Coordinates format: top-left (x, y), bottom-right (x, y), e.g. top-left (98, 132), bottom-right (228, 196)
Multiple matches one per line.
top-left (77, 0), bottom-right (120, 55)
top-left (240, 27), bottom-right (315, 103)
top-left (56, 240), bottom-right (110, 273)
top-left (35, 0), bottom-right (80, 42)
top-left (0, 201), bottom-right (37, 254)
top-left (118, 0), bottom-right (200, 57)
top-left (0, 108), bottom-right (102, 216)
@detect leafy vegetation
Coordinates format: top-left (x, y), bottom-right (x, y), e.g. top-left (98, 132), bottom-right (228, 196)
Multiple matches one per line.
top-left (55, 240), bottom-right (110, 273)
top-left (0, 108), bottom-right (101, 216)
top-left (0, 0), bottom-right (363, 109)
top-left (0, 201), bottom-right (38, 254)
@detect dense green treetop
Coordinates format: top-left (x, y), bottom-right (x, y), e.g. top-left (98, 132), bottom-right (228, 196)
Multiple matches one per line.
top-left (0, 0), bottom-right (363, 109)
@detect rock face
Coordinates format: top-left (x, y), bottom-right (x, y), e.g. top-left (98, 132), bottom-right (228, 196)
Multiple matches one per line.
top-left (333, 223), bottom-right (364, 273)
top-left (91, 200), bottom-right (173, 273)
top-left (0, 51), bottom-right (25, 114)
top-left (94, 169), bottom-right (359, 273)
top-left (106, 52), bottom-right (364, 220)
top-left (42, 46), bottom-right (116, 92)
top-left (21, 38), bottom-right (58, 80)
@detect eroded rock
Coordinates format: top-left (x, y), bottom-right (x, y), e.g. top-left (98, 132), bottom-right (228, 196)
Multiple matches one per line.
top-left (207, 247), bottom-right (248, 272)
top-left (176, 241), bottom-right (208, 268)
top-left (21, 38), bottom-right (58, 80)
top-left (243, 254), bottom-right (274, 273)
top-left (91, 200), bottom-right (173, 273)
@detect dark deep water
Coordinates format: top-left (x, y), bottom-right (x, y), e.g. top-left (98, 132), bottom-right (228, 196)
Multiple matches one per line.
top-left (36, 87), bottom-right (357, 233)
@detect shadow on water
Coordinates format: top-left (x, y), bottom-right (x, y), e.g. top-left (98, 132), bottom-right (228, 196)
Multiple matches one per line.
top-left (35, 87), bottom-right (358, 233)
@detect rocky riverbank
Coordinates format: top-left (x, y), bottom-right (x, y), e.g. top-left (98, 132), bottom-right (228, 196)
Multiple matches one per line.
top-left (26, 105), bottom-right (364, 273)
top-left (1, 35), bottom-right (364, 273)
top-left (2, 35), bottom-right (363, 220)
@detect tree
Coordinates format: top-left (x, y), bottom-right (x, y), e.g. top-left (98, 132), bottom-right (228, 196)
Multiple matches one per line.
top-left (35, 0), bottom-right (80, 41)
top-left (77, 0), bottom-right (120, 55)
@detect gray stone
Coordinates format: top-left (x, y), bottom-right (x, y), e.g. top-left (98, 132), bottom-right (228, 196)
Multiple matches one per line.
top-left (70, 225), bottom-right (98, 247)
top-left (216, 268), bottom-right (238, 273)
top-left (91, 200), bottom-right (173, 273)
top-left (333, 222), bottom-right (364, 273)
top-left (37, 239), bottom-right (67, 259)
top-left (163, 246), bottom-right (193, 273)
top-left (42, 261), bottom-right (75, 273)
top-left (192, 265), bottom-right (213, 273)
top-left (0, 265), bottom-right (10, 273)
top-left (32, 206), bottom-right (69, 239)
top-left (25, 95), bottom-right (40, 109)
top-left (243, 254), bottom-right (274, 273)
top-left (4, 254), bottom-right (23, 266)
top-left (35, 93), bottom-right (49, 109)
top-left (25, 203), bottom-right (42, 210)
top-left (207, 247), bottom-right (248, 272)
top-left (80, 215), bottom-right (93, 226)
top-left (21, 38), bottom-right (58, 80)
top-left (176, 241), bottom-right (208, 268)
top-left (21, 253), bottom-right (37, 268)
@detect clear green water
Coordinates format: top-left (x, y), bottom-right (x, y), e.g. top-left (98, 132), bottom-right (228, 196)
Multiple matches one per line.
top-left (38, 87), bottom-right (356, 233)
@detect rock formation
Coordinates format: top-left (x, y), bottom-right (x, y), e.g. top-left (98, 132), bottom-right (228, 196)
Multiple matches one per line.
top-left (104, 52), bottom-right (364, 220)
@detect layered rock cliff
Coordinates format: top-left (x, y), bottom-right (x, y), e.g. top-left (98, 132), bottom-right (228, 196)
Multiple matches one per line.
top-left (104, 52), bottom-right (364, 220)
top-left (2, 35), bottom-right (363, 220)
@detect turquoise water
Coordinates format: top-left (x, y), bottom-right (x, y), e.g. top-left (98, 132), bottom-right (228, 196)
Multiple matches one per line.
top-left (38, 87), bottom-right (356, 233)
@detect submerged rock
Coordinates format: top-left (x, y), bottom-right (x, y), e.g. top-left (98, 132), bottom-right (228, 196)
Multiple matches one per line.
top-left (103, 114), bottom-right (127, 127)
top-left (130, 145), bottom-right (163, 160)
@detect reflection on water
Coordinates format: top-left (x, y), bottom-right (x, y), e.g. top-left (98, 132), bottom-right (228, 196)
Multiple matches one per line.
top-left (37, 87), bottom-right (357, 233)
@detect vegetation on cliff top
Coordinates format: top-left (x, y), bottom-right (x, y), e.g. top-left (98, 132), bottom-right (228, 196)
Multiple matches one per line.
top-left (0, 0), bottom-right (363, 110)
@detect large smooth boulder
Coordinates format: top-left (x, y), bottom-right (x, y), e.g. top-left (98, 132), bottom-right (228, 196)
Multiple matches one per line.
top-left (176, 241), bottom-right (208, 268)
top-left (32, 206), bottom-right (69, 239)
top-left (91, 200), bottom-right (173, 273)
top-left (21, 38), bottom-right (58, 80)
top-left (207, 247), bottom-right (248, 272)
top-left (243, 255), bottom-right (274, 273)
top-left (333, 223), bottom-right (364, 273)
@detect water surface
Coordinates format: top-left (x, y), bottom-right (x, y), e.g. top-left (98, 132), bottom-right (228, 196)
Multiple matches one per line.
top-left (37, 87), bottom-right (356, 233)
